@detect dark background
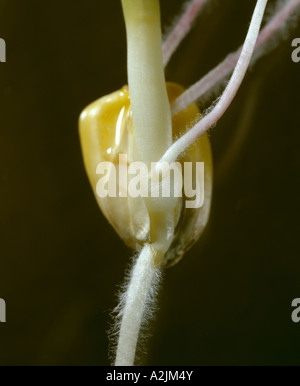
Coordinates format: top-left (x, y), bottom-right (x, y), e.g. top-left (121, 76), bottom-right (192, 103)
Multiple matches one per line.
top-left (0, 0), bottom-right (300, 366)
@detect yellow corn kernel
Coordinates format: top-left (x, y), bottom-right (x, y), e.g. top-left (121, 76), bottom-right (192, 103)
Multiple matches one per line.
top-left (79, 83), bottom-right (213, 267)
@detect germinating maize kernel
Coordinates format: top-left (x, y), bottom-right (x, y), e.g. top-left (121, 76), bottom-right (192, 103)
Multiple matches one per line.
top-left (79, 83), bottom-right (213, 267)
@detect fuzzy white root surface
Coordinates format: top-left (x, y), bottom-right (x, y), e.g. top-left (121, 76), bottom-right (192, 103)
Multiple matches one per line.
top-left (114, 244), bottom-right (161, 366)
top-left (159, 0), bottom-right (268, 165)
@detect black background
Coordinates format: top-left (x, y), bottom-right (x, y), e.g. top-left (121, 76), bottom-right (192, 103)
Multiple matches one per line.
top-left (0, 0), bottom-right (300, 365)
